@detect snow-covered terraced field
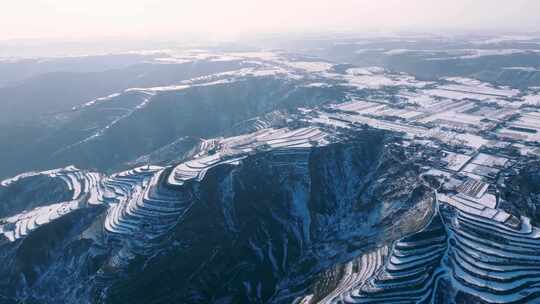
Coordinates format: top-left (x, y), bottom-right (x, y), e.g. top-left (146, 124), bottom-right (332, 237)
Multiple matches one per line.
top-left (0, 167), bottom-right (108, 242)
top-left (168, 126), bottom-right (330, 186)
top-left (0, 166), bottom-right (165, 243)
top-left (1, 165), bottom-right (80, 188)
top-left (336, 215), bottom-right (447, 303)
top-left (311, 200), bottom-right (540, 304)
top-left (442, 205), bottom-right (540, 303)
top-left (0, 200), bottom-right (80, 242)
top-left (102, 168), bottom-right (197, 252)
top-left (440, 77), bottom-right (520, 98)
top-left (0, 125), bottom-right (332, 253)
top-left (314, 247), bottom-right (389, 304)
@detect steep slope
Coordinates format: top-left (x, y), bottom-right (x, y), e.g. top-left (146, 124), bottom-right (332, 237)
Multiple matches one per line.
top-left (502, 161), bottom-right (540, 225)
top-left (0, 126), bottom-right (434, 303)
top-left (0, 76), bottom-right (344, 179)
top-left (0, 59), bottom-right (249, 123)
top-left (300, 166), bottom-right (540, 304)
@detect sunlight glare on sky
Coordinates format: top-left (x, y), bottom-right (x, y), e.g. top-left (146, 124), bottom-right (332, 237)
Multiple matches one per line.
top-left (1, 0), bottom-right (539, 40)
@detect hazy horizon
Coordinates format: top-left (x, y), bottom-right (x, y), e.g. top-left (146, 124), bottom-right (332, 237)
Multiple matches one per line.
top-left (2, 0), bottom-right (540, 42)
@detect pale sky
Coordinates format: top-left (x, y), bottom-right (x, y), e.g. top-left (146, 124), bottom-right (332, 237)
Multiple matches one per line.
top-left (1, 0), bottom-right (540, 41)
